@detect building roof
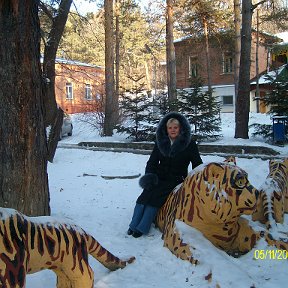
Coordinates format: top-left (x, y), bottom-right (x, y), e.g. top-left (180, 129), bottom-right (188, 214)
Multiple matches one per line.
top-left (40, 56), bottom-right (103, 69)
top-left (174, 30), bottom-right (281, 44)
top-left (55, 57), bottom-right (103, 69)
top-left (250, 64), bottom-right (288, 85)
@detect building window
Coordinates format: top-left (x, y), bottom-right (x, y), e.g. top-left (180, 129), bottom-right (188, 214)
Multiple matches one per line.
top-left (223, 53), bottom-right (233, 74)
top-left (66, 83), bottom-right (73, 99)
top-left (189, 56), bottom-right (198, 78)
top-left (85, 84), bottom-right (92, 100)
top-left (222, 95), bottom-right (233, 105)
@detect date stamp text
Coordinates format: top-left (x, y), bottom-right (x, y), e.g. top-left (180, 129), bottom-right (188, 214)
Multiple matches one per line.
top-left (254, 249), bottom-right (288, 260)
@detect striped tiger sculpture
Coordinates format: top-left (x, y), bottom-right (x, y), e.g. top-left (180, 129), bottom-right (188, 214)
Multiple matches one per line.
top-left (224, 155), bottom-right (237, 165)
top-left (155, 162), bottom-right (260, 264)
top-left (252, 158), bottom-right (288, 229)
top-left (0, 208), bottom-right (135, 288)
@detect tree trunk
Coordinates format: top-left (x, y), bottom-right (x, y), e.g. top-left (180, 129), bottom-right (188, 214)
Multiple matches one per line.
top-left (103, 0), bottom-right (117, 136)
top-left (234, 0), bottom-right (253, 139)
top-left (41, 0), bottom-right (72, 162)
top-left (144, 61), bottom-right (152, 91)
top-left (203, 18), bottom-right (212, 92)
top-left (166, 0), bottom-right (177, 103)
top-left (47, 108), bottom-right (64, 162)
top-left (233, 0), bottom-right (241, 99)
top-left (0, 0), bottom-right (50, 216)
top-left (115, 0), bottom-right (120, 119)
top-left (255, 8), bottom-right (260, 113)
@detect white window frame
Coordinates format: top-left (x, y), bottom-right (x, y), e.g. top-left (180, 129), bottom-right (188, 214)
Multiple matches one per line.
top-left (66, 83), bottom-right (73, 100)
top-left (85, 84), bottom-right (92, 100)
top-left (222, 53), bottom-right (233, 74)
top-left (222, 95), bottom-right (233, 106)
top-left (189, 56), bottom-right (198, 78)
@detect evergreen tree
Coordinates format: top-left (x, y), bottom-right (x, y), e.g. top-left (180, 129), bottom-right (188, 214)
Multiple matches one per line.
top-left (59, 12), bottom-right (105, 65)
top-left (177, 77), bottom-right (222, 141)
top-left (154, 91), bottom-right (172, 116)
top-left (262, 65), bottom-right (288, 117)
top-left (146, 91), bottom-right (179, 136)
top-left (250, 65), bottom-right (288, 142)
top-left (116, 78), bottom-right (155, 141)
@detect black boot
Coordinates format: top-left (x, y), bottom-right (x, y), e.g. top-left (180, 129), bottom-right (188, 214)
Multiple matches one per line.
top-left (132, 231), bottom-right (143, 238)
top-left (127, 228), bottom-right (133, 235)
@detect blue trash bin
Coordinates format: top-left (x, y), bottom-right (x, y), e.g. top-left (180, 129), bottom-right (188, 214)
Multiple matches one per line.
top-left (272, 116), bottom-right (287, 143)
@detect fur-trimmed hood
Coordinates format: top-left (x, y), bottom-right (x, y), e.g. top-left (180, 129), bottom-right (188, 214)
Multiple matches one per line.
top-left (156, 112), bottom-right (191, 157)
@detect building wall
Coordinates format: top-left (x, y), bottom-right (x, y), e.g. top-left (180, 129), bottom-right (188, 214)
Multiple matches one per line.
top-left (175, 32), bottom-right (274, 113)
top-left (250, 89), bottom-right (266, 113)
top-left (175, 37), bottom-right (235, 89)
top-left (54, 62), bottom-right (104, 114)
top-left (212, 85), bottom-right (235, 113)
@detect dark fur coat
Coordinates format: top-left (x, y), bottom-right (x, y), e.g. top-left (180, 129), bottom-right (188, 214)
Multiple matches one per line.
top-left (137, 112), bottom-right (203, 208)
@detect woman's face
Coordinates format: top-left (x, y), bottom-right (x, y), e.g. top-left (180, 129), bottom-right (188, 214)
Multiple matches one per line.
top-left (167, 122), bottom-right (180, 140)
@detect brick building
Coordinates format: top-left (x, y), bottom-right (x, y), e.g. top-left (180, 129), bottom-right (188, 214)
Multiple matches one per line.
top-left (174, 31), bottom-right (281, 113)
top-left (53, 58), bottom-right (105, 114)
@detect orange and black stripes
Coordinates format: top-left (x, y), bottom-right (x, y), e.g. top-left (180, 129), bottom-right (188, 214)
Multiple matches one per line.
top-left (252, 158), bottom-right (288, 229)
top-left (0, 208), bottom-right (134, 288)
top-left (155, 162), bottom-right (261, 264)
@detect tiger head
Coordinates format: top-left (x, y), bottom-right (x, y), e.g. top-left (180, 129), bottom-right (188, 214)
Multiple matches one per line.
top-left (224, 155), bottom-right (237, 165)
top-left (192, 162), bottom-right (259, 224)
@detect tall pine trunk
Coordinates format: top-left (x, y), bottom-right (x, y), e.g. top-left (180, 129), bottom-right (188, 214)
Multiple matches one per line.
top-left (233, 0), bottom-right (241, 99)
top-left (115, 0), bottom-right (120, 119)
top-left (235, 0), bottom-right (253, 139)
top-left (203, 19), bottom-right (212, 92)
top-left (0, 0), bottom-right (50, 215)
top-left (103, 0), bottom-right (117, 136)
top-left (166, 0), bottom-right (177, 103)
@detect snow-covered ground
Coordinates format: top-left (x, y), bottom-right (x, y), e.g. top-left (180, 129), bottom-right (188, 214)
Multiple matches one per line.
top-left (61, 112), bottom-right (288, 155)
top-left (26, 112), bottom-right (287, 287)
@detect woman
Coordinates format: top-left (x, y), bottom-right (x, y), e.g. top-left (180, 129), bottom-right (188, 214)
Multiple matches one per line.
top-left (128, 112), bottom-right (203, 238)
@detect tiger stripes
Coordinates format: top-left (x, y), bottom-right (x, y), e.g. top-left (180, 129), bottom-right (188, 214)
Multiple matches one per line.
top-left (252, 158), bottom-right (288, 230)
top-left (223, 155), bottom-right (237, 165)
top-left (156, 159), bottom-right (288, 266)
top-left (155, 162), bottom-right (260, 263)
top-left (0, 208), bottom-right (134, 288)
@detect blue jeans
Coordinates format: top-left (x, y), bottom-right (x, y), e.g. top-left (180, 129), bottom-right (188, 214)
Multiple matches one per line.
top-left (129, 203), bottom-right (158, 234)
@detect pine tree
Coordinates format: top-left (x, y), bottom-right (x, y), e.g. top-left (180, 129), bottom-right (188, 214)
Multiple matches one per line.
top-left (251, 65), bottom-right (288, 142)
top-left (262, 65), bottom-right (288, 117)
top-left (153, 91), bottom-right (178, 117)
top-left (177, 77), bottom-right (222, 141)
top-left (116, 79), bottom-right (155, 141)
top-left (145, 91), bottom-right (179, 138)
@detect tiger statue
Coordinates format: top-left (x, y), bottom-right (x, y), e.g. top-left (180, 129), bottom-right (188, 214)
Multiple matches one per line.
top-left (0, 208), bottom-right (135, 288)
top-left (155, 162), bottom-right (260, 264)
top-left (252, 158), bottom-right (288, 230)
top-left (223, 155), bottom-right (237, 165)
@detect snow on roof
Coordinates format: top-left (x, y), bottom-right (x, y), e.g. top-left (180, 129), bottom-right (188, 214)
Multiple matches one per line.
top-left (250, 64), bottom-right (287, 85)
top-left (276, 31), bottom-right (288, 43)
top-left (40, 56), bottom-right (103, 69)
top-left (55, 57), bottom-right (103, 69)
top-left (174, 35), bottom-right (193, 43)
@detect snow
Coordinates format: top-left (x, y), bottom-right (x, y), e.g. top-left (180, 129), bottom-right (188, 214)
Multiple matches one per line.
top-left (26, 112), bottom-right (287, 287)
top-left (276, 31), bottom-right (288, 43)
top-left (250, 64), bottom-right (287, 85)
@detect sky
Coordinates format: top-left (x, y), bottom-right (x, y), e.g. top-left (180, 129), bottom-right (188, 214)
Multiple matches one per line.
top-left (72, 0), bottom-right (151, 15)
top-left (71, 0), bottom-right (99, 15)
top-left (22, 112), bottom-right (288, 287)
